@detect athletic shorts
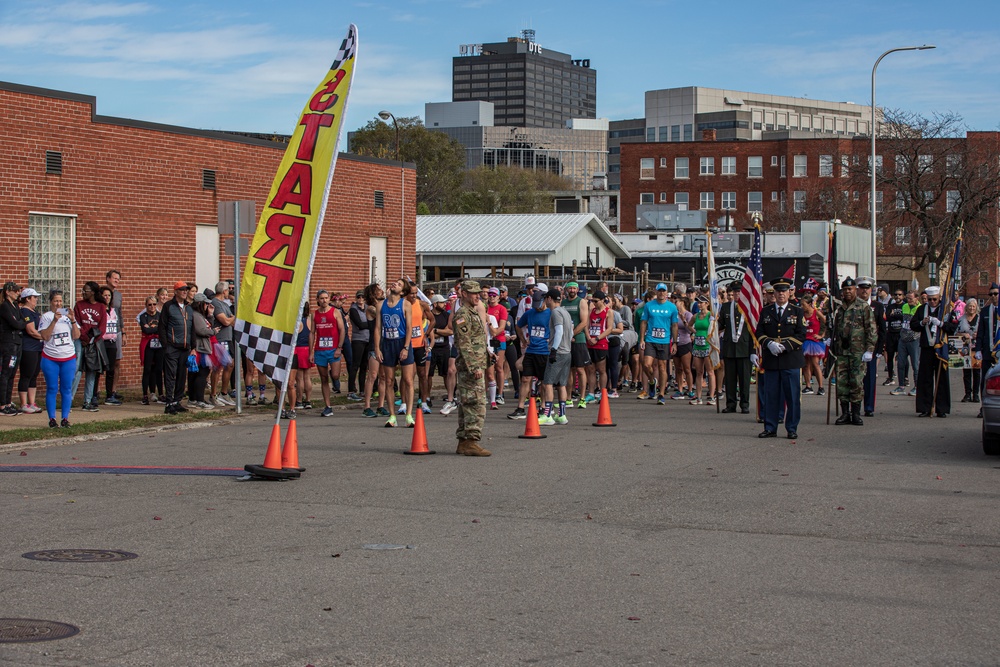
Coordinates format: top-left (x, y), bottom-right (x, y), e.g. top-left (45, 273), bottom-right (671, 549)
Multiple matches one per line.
top-left (314, 348), bottom-right (340, 368)
top-left (588, 348), bottom-right (608, 363)
top-left (543, 352), bottom-right (572, 387)
top-left (430, 346), bottom-right (450, 377)
top-left (675, 342), bottom-right (692, 357)
top-left (643, 342), bottom-right (671, 361)
top-left (495, 340), bottom-right (506, 351)
top-left (450, 344), bottom-right (459, 359)
top-left (412, 346), bottom-right (428, 366)
top-left (380, 338), bottom-right (414, 367)
top-left (521, 352), bottom-right (548, 378)
top-left (292, 346), bottom-right (312, 370)
top-left (570, 342), bottom-right (592, 367)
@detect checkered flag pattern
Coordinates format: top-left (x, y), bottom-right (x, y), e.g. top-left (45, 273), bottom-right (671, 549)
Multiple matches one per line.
top-left (330, 25), bottom-right (357, 70)
top-left (236, 319), bottom-right (293, 385)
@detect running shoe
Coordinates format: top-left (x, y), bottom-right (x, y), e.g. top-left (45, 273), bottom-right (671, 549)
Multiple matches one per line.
top-left (361, 408), bottom-right (375, 418)
top-left (174, 403), bottom-right (189, 413)
top-left (490, 402), bottom-right (498, 410)
top-left (508, 407), bottom-right (526, 420)
top-left (584, 393), bottom-right (597, 404)
top-left (397, 403), bottom-right (407, 415)
top-left (706, 397), bottom-right (716, 406)
top-left (607, 391), bottom-right (620, 399)
top-left (405, 414), bottom-right (415, 428)
top-left (657, 395), bottom-right (666, 405)
top-left (882, 377), bottom-right (896, 386)
top-left (686, 390), bottom-right (696, 399)
top-left (23, 404), bottom-right (41, 414)
top-left (376, 406), bottom-right (390, 417)
top-left (281, 409), bottom-right (290, 420)
top-left (257, 395), bottom-right (269, 405)
top-left (671, 391), bottom-right (686, 400)
top-left (322, 406), bottom-right (335, 417)
top-left (214, 396), bottom-right (228, 407)
top-left (537, 414), bottom-right (555, 426)
top-left (60, 418), bottom-right (70, 428)
top-left (295, 402), bottom-right (304, 409)
top-left (689, 398), bottom-right (703, 405)
top-left (219, 394), bottom-right (236, 406)
top-left (288, 410), bottom-right (296, 420)
top-left (802, 387), bottom-right (814, 395)
top-left (104, 396), bottom-right (123, 406)
top-left (82, 403), bottom-right (99, 412)
top-left (385, 414), bottom-right (397, 428)
top-left (440, 401), bottom-right (457, 416)
top-left (817, 388), bottom-right (826, 396)
top-left (395, 398), bottom-right (403, 407)
top-left (576, 399), bottom-right (587, 409)
top-left (347, 393), bottom-right (363, 402)
top-left (908, 387), bottom-right (917, 397)
top-left (495, 395), bottom-right (505, 406)
top-left (49, 417), bottom-right (58, 428)
top-left (154, 395), bottom-right (167, 404)
top-left (890, 386), bottom-right (907, 396)
top-left (636, 391), bottom-right (649, 400)
top-left (553, 414), bottom-right (569, 425)
top-left (245, 393), bottom-right (257, 406)
top-left (421, 403), bottom-right (432, 414)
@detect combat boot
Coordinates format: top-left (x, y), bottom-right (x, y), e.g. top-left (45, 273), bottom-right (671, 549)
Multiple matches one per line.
top-left (835, 401), bottom-right (851, 425)
top-left (851, 402), bottom-right (864, 425)
top-left (456, 439), bottom-right (492, 457)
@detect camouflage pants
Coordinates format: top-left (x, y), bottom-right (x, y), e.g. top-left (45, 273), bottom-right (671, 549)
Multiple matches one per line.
top-left (456, 371), bottom-right (486, 442)
top-left (836, 355), bottom-right (867, 402)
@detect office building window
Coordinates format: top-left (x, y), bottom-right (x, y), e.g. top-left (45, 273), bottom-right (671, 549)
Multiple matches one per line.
top-left (671, 125), bottom-right (680, 142)
top-left (780, 155), bottom-right (786, 178)
top-left (946, 155), bottom-right (961, 177)
top-left (646, 127), bottom-right (655, 142)
top-left (722, 191), bottom-right (736, 210)
top-left (700, 192), bottom-right (714, 209)
top-left (640, 158), bottom-right (654, 179)
top-left (748, 192), bottom-right (762, 211)
top-left (918, 154), bottom-right (933, 172)
top-left (683, 124), bottom-right (693, 141)
top-left (842, 155), bottom-right (851, 177)
top-left (896, 191), bottom-right (908, 210)
top-left (895, 154), bottom-right (909, 174)
top-left (700, 157), bottom-right (715, 175)
top-left (895, 227), bottom-right (911, 246)
top-left (658, 126), bottom-right (668, 142)
top-left (946, 190), bottom-right (960, 212)
top-left (793, 155), bottom-right (807, 177)
top-left (722, 156), bottom-right (736, 175)
top-left (793, 191), bottom-right (806, 212)
top-left (819, 155), bottom-right (833, 177)
top-left (873, 191), bottom-right (884, 212)
top-left (748, 156), bottom-right (762, 178)
top-left (675, 157), bottom-right (689, 179)
top-left (918, 228), bottom-right (928, 246)
top-left (675, 192), bottom-right (689, 210)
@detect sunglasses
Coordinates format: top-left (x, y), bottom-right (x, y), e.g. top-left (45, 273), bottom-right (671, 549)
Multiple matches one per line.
top-left (991, 292), bottom-right (999, 296)
top-left (929, 297), bottom-right (940, 302)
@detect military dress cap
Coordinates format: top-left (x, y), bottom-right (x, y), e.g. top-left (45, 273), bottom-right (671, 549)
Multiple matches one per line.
top-left (991, 282), bottom-right (1000, 291)
top-left (771, 277), bottom-right (793, 291)
top-left (762, 282), bottom-right (774, 293)
top-left (461, 280), bottom-right (481, 292)
top-left (925, 286), bottom-right (941, 296)
top-left (856, 276), bottom-right (874, 287)
top-left (841, 277), bottom-right (856, 288)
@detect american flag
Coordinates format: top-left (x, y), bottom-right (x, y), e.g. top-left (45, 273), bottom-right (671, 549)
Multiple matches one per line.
top-left (737, 225), bottom-right (764, 332)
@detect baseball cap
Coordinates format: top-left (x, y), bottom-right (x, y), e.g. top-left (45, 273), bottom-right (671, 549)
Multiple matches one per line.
top-left (431, 294), bottom-right (446, 304)
top-left (545, 287), bottom-right (562, 301)
top-left (524, 275), bottom-right (536, 287)
top-left (535, 282), bottom-right (549, 293)
top-left (487, 287), bottom-right (500, 296)
top-left (632, 298), bottom-right (641, 305)
top-left (203, 288), bottom-right (216, 299)
top-left (499, 285), bottom-right (508, 292)
top-left (173, 280), bottom-right (189, 290)
top-left (593, 290), bottom-right (607, 300)
top-left (355, 290), bottom-right (364, 298)
top-left (655, 282), bottom-right (668, 291)
top-left (192, 292), bottom-right (209, 303)
top-left (19, 287), bottom-right (40, 299)
top-left (4, 281), bottom-right (21, 292)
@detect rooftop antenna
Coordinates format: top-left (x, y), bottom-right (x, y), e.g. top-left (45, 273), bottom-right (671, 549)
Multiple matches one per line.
top-left (521, 28), bottom-right (535, 43)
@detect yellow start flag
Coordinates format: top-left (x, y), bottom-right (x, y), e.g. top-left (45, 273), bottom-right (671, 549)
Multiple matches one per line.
top-left (235, 25), bottom-right (357, 384)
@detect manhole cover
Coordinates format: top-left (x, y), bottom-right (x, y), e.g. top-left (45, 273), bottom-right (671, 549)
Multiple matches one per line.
top-left (362, 544), bottom-right (415, 550)
top-left (0, 619), bottom-right (80, 643)
top-left (22, 549), bottom-right (138, 563)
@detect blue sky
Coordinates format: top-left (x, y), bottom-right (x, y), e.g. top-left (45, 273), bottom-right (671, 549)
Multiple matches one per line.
top-left (1, 0), bottom-right (998, 135)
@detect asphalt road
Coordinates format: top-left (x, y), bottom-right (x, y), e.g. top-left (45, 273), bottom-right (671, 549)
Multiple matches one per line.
top-left (1, 376), bottom-right (998, 666)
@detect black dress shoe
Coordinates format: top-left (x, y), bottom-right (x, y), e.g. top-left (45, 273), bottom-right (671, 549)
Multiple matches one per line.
top-left (721, 407), bottom-right (735, 413)
top-left (758, 430), bottom-right (777, 438)
top-left (786, 431), bottom-right (798, 439)
top-left (918, 411), bottom-right (932, 418)
top-left (757, 417), bottom-right (764, 424)
top-left (864, 410), bottom-right (874, 417)
top-left (936, 412), bottom-right (947, 418)
top-left (741, 408), bottom-right (750, 414)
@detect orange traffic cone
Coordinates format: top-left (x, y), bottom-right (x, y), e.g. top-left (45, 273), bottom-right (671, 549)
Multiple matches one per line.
top-left (593, 390), bottom-right (616, 427)
top-left (404, 406), bottom-right (436, 455)
top-left (518, 397), bottom-right (547, 439)
top-left (281, 419), bottom-right (305, 471)
top-left (244, 424), bottom-right (300, 480)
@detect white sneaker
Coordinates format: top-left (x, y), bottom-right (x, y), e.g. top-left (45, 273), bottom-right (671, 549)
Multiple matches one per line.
top-left (440, 400), bottom-right (456, 415)
top-left (218, 393), bottom-right (236, 406)
top-left (396, 403), bottom-right (407, 415)
top-left (201, 401), bottom-right (215, 410)
top-left (213, 396), bottom-right (227, 407)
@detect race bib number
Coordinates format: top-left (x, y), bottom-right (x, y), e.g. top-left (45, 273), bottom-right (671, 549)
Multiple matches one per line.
top-left (651, 327), bottom-right (667, 339)
top-left (52, 331), bottom-right (71, 348)
top-left (411, 325), bottom-right (423, 338)
top-left (530, 326), bottom-right (546, 340)
top-left (149, 338), bottom-right (162, 349)
top-left (589, 324), bottom-right (602, 337)
top-left (901, 320), bottom-right (910, 330)
top-left (384, 329), bottom-right (399, 340)
top-left (319, 336), bottom-right (334, 348)
top-left (106, 320), bottom-right (118, 335)
top-left (694, 335), bottom-right (707, 347)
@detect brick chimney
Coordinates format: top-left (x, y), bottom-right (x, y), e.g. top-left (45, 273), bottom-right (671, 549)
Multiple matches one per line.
top-left (701, 129), bottom-right (717, 142)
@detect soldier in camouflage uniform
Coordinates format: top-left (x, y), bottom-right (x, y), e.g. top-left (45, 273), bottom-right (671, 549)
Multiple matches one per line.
top-left (452, 280), bottom-right (491, 456)
top-left (830, 277), bottom-right (877, 425)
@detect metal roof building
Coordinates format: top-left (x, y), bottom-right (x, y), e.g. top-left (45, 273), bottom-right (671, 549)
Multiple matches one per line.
top-left (416, 213), bottom-right (630, 281)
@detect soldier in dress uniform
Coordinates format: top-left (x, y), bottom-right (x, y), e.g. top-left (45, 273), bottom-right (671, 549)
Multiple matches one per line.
top-left (452, 280), bottom-right (492, 456)
top-left (830, 277), bottom-right (877, 425)
top-left (718, 280), bottom-right (752, 414)
top-left (911, 286), bottom-right (959, 418)
top-left (754, 277), bottom-right (807, 439)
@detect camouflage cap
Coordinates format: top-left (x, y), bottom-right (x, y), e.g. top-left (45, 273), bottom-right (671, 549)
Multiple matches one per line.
top-left (461, 280), bottom-right (481, 293)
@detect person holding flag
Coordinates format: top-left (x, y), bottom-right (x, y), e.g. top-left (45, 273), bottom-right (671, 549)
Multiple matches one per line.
top-left (719, 280), bottom-right (753, 414)
top-left (910, 286), bottom-right (958, 417)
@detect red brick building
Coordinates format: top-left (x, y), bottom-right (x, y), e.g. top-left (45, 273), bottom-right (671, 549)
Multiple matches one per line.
top-left (0, 81), bottom-right (415, 388)
top-left (620, 131), bottom-right (1000, 297)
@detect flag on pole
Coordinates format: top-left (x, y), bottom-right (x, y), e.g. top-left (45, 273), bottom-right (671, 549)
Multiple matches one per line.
top-left (705, 229), bottom-right (722, 369)
top-left (782, 262), bottom-right (795, 280)
top-left (935, 227), bottom-right (963, 364)
top-left (737, 221), bottom-right (764, 334)
top-left (234, 25), bottom-right (358, 386)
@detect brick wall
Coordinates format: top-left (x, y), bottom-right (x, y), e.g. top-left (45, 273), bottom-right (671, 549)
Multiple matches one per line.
top-left (0, 82), bottom-right (415, 389)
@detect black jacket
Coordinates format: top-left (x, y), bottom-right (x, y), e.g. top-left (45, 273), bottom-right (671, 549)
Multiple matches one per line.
top-left (0, 298), bottom-right (26, 347)
top-left (157, 299), bottom-right (193, 349)
top-left (718, 301), bottom-right (752, 358)
top-left (870, 299), bottom-right (888, 355)
top-left (977, 303), bottom-right (998, 361)
top-left (755, 302), bottom-right (807, 370)
top-left (910, 303), bottom-right (959, 348)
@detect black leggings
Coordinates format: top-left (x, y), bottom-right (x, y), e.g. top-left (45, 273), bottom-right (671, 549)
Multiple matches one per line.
top-left (191, 366), bottom-right (210, 403)
top-left (0, 345), bottom-right (21, 405)
top-left (17, 349), bottom-right (41, 392)
top-left (349, 340), bottom-right (368, 393)
top-left (607, 339), bottom-right (622, 390)
top-left (103, 339), bottom-right (117, 395)
top-left (142, 345), bottom-right (164, 396)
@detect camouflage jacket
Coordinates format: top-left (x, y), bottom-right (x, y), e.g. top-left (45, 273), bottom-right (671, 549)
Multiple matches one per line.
top-left (830, 298), bottom-right (876, 357)
top-left (453, 304), bottom-right (487, 372)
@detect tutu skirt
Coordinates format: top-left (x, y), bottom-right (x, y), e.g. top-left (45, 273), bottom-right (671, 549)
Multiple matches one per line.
top-left (803, 339), bottom-right (826, 357)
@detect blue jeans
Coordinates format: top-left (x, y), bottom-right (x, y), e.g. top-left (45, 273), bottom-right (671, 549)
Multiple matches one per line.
top-left (42, 356), bottom-right (76, 420)
top-left (896, 338), bottom-right (919, 385)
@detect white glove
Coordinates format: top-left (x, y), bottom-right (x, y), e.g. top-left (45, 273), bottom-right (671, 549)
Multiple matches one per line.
top-left (929, 317), bottom-right (941, 327)
top-left (750, 354), bottom-right (759, 367)
top-left (767, 341), bottom-right (782, 356)
top-left (823, 338), bottom-right (831, 347)
top-left (975, 352), bottom-right (983, 361)
top-left (862, 351), bottom-right (873, 363)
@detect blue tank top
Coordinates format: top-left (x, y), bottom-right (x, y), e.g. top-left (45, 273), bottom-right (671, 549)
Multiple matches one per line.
top-left (295, 313), bottom-right (310, 347)
top-left (380, 298), bottom-right (406, 341)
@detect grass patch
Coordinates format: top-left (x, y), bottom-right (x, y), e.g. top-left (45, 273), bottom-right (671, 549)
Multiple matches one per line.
top-left (0, 411), bottom-right (232, 447)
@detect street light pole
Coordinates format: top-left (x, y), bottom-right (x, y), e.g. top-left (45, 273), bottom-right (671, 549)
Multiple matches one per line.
top-left (378, 110), bottom-right (404, 276)
top-left (870, 45), bottom-right (935, 280)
